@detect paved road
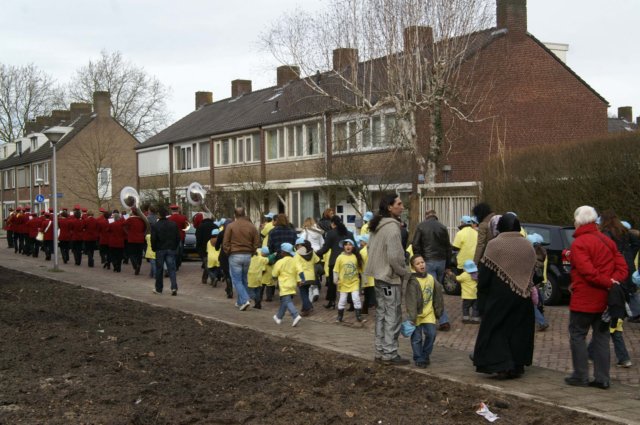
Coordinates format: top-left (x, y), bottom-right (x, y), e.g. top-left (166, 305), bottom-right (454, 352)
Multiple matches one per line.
top-left (1, 243), bottom-right (638, 424)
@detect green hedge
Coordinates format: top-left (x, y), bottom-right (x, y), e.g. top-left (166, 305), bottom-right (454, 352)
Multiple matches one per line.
top-left (481, 133), bottom-right (640, 226)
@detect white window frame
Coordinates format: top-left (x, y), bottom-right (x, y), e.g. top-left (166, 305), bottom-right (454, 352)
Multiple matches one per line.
top-left (30, 137), bottom-right (38, 151)
top-left (332, 111), bottom-right (397, 154)
top-left (97, 167), bottom-right (112, 200)
top-left (264, 120), bottom-right (324, 162)
top-left (34, 162), bottom-right (50, 185)
top-left (16, 167), bottom-right (29, 188)
top-left (3, 170), bottom-right (15, 189)
top-left (213, 134), bottom-right (261, 167)
top-left (174, 139), bottom-right (210, 172)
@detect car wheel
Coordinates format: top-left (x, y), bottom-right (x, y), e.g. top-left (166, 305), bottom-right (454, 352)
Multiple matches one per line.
top-left (542, 274), bottom-right (562, 305)
top-left (443, 273), bottom-right (461, 296)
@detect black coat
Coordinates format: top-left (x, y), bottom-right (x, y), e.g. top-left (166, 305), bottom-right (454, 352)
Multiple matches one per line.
top-left (316, 228), bottom-right (356, 266)
top-left (151, 219), bottom-right (180, 252)
top-left (195, 219), bottom-right (218, 257)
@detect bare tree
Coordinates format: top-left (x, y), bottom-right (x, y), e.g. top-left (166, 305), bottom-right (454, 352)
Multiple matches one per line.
top-left (0, 63), bottom-right (65, 144)
top-left (68, 51), bottom-right (171, 141)
top-left (223, 166), bottom-right (284, 219)
top-left (263, 0), bottom-right (494, 188)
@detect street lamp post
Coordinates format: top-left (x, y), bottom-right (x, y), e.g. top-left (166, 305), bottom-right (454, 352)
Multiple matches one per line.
top-left (43, 128), bottom-right (65, 272)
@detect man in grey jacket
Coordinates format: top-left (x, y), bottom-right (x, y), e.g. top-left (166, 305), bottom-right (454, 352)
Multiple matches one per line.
top-left (364, 194), bottom-right (410, 365)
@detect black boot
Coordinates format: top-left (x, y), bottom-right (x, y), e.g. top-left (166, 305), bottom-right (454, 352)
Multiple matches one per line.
top-left (336, 309), bottom-right (344, 322)
top-left (355, 309), bottom-right (363, 322)
top-left (324, 300), bottom-right (335, 309)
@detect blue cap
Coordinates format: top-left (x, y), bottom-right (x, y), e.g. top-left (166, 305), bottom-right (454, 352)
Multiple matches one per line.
top-left (471, 215), bottom-right (479, 224)
top-left (358, 233), bottom-right (369, 244)
top-left (526, 233), bottom-right (543, 245)
top-left (621, 221), bottom-right (631, 230)
top-left (261, 247), bottom-right (270, 255)
top-left (363, 211), bottom-right (373, 222)
top-left (400, 320), bottom-right (416, 337)
top-left (460, 215), bottom-right (474, 225)
top-left (280, 242), bottom-right (296, 256)
top-left (210, 229), bottom-right (220, 236)
top-left (214, 218), bottom-right (226, 227)
top-left (632, 270), bottom-right (640, 287)
top-left (295, 237), bottom-right (305, 245)
top-left (596, 216), bottom-right (601, 225)
top-left (338, 238), bottom-right (356, 248)
top-left (463, 260), bottom-right (478, 273)
top-left (264, 212), bottom-right (275, 219)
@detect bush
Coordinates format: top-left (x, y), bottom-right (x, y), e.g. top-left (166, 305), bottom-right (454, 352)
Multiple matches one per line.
top-left (481, 133), bottom-right (640, 226)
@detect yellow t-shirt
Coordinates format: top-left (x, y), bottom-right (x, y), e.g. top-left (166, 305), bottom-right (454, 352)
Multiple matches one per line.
top-left (359, 246), bottom-right (374, 288)
top-left (453, 226), bottom-right (478, 270)
top-left (262, 263), bottom-right (274, 286)
top-left (206, 241), bottom-right (220, 268)
top-left (456, 271), bottom-right (477, 300)
top-left (272, 256), bottom-right (299, 296)
top-left (295, 252), bottom-right (319, 283)
top-left (610, 319), bottom-right (624, 334)
top-left (248, 255), bottom-right (269, 288)
top-left (261, 221), bottom-right (274, 248)
top-left (323, 250), bottom-right (331, 276)
top-left (415, 274), bottom-right (436, 325)
top-left (406, 244), bottom-right (415, 272)
top-left (335, 253), bottom-right (361, 293)
top-left (145, 234), bottom-right (156, 260)
top-left (360, 222), bottom-right (370, 235)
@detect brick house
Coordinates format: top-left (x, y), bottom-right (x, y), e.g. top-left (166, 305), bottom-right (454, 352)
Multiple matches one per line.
top-left (136, 0), bottom-right (608, 233)
top-left (0, 92), bottom-right (139, 221)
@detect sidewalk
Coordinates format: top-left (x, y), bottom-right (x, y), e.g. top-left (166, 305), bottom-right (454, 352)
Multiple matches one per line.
top-left (1, 244), bottom-right (639, 424)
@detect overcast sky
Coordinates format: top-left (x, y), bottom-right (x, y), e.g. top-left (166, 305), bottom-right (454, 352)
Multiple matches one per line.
top-left (2, 0), bottom-right (639, 133)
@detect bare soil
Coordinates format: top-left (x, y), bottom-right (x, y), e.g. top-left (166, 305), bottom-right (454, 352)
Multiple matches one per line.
top-left (0, 267), bottom-right (611, 424)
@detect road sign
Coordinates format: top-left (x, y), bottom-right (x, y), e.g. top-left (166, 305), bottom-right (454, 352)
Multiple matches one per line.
top-left (35, 194), bottom-right (45, 203)
top-left (56, 193), bottom-right (63, 198)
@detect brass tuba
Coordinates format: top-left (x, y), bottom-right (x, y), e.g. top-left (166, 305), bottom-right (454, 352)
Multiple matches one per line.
top-left (187, 182), bottom-right (210, 213)
top-left (120, 186), bottom-right (151, 233)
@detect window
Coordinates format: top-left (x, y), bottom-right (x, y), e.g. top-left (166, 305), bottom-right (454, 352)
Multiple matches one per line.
top-left (267, 130), bottom-right (278, 160)
top-left (17, 142), bottom-right (22, 156)
top-left (333, 113), bottom-right (396, 153)
top-left (34, 162), bottom-right (50, 185)
top-left (3, 170), bottom-right (15, 189)
top-left (16, 168), bottom-right (29, 187)
top-left (263, 122), bottom-right (323, 161)
top-left (199, 142), bottom-right (210, 168)
top-left (30, 137), bottom-right (38, 151)
top-left (213, 134), bottom-right (261, 166)
top-left (175, 145), bottom-right (193, 170)
top-left (290, 190), bottom-right (320, 228)
top-left (97, 167), bottom-right (112, 199)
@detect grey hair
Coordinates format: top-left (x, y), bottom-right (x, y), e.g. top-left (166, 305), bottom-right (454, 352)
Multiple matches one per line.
top-left (574, 205), bottom-right (598, 227)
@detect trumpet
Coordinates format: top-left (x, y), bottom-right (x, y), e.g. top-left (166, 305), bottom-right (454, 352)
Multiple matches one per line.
top-left (120, 186), bottom-right (151, 233)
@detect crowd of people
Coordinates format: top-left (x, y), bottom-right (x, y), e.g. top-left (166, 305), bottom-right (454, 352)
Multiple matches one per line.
top-left (3, 197), bottom-right (639, 388)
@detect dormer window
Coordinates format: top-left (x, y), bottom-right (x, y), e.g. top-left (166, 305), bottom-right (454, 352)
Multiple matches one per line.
top-left (17, 142), bottom-right (22, 156)
top-left (30, 137), bottom-right (38, 151)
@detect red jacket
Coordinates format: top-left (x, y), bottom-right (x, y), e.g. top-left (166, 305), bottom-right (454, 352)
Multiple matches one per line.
top-left (97, 216), bottom-right (110, 245)
top-left (108, 219), bottom-right (126, 248)
top-left (168, 213), bottom-right (189, 241)
top-left (42, 218), bottom-right (53, 241)
top-left (27, 216), bottom-right (40, 238)
top-left (569, 223), bottom-right (628, 313)
top-left (58, 217), bottom-right (71, 241)
top-left (83, 216), bottom-right (99, 241)
top-left (68, 216), bottom-right (84, 241)
top-left (124, 215), bottom-right (147, 243)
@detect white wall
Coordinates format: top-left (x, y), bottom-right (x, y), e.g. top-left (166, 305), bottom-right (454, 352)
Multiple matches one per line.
top-left (138, 148), bottom-right (169, 176)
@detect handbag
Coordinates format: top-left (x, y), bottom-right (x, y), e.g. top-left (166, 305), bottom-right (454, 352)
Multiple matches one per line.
top-left (36, 232), bottom-right (44, 242)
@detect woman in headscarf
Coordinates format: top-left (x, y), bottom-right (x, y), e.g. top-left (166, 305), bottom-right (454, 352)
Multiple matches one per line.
top-left (472, 213), bottom-right (539, 379)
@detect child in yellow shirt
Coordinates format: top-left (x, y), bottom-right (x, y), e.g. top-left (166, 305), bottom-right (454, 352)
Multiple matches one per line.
top-left (206, 229), bottom-right (222, 286)
top-left (455, 260), bottom-right (479, 324)
top-left (358, 234), bottom-right (375, 315)
top-left (272, 243), bottom-right (302, 327)
top-left (248, 247), bottom-right (273, 309)
top-left (294, 238), bottom-right (319, 316)
top-left (334, 239), bottom-right (363, 322)
top-left (145, 233), bottom-right (156, 279)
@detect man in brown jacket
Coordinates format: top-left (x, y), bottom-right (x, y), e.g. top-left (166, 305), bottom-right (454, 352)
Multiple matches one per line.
top-left (222, 207), bottom-right (260, 311)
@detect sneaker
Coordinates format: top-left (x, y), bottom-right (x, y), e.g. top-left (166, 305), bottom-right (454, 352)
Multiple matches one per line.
top-left (536, 323), bottom-right (549, 332)
top-left (239, 301), bottom-right (251, 311)
top-left (171, 289), bottom-right (177, 296)
top-left (292, 315), bottom-right (302, 327)
top-left (564, 376), bottom-right (588, 387)
top-left (383, 356), bottom-right (410, 366)
top-left (617, 360), bottom-right (633, 368)
top-left (273, 315), bottom-right (282, 325)
top-left (152, 290), bottom-right (162, 295)
top-left (588, 380), bottom-right (610, 390)
top-left (415, 361), bottom-right (427, 368)
top-left (438, 322), bottom-right (451, 332)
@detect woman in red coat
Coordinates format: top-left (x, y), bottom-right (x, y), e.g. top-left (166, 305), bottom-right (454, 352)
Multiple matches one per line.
top-left (41, 213), bottom-right (54, 261)
top-left (83, 211), bottom-right (100, 268)
top-left (57, 211), bottom-right (72, 264)
top-left (565, 205), bottom-right (628, 390)
top-left (108, 212), bottom-right (126, 273)
top-left (123, 210), bottom-right (147, 275)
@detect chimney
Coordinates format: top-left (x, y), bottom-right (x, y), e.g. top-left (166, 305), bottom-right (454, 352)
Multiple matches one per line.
top-left (618, 106), bottom-right (632, 122)
top-left (51, 109), bottom-right (71, 124)
top-left (277, 65), bottom-right (300, 87)
top-left (496, 0), bottom-right (527, 39)
top-left (636, 116), bottom-right (640, 127)
top-left (332, 48), bottom-right (358, 72)
top-left (403, 26), bottom-right (434, 54)
top-left (195, 91), bottom-right (213, 110)
top-left (93, 91), bottom-right (111, 117)
top-left (231, 79), bottom-right (252, 97)
top-left (24, 119), bottom-right (42, 136)
top-left (36, 115), bottom-right (52, 128)
top-left (70, 102), bottom-right (92, 120)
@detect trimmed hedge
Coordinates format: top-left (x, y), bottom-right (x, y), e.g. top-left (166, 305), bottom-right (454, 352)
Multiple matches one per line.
top-left (481, 133), bottom-right (640, 226)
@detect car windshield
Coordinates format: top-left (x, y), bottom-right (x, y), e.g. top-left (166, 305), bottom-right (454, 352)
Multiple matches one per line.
top-left (186, 226), bottom-right (196, 235)
top-left (562, 228), bottom-right (575, 246)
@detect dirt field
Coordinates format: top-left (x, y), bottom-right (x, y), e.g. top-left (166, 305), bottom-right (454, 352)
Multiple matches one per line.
top-left (0, 267), bottom-right (611, 424)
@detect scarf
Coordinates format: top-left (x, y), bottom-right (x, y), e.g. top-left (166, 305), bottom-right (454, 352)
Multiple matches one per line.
top-left (481, 231), bottom-right (536, 298)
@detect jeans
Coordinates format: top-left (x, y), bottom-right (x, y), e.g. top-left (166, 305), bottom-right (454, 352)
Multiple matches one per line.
top-left (462, 299), bottom-right (479, 318)
top-left (534, 305), bottom-right (547, 326)
top-left (411, 323), bottom-right (437, 363)
top-left (149, 259), bottom-right (156, 278)
top-left (611, 331), bottom-right (631, 363)
top-left (374, 280), bottom-right (402, 361)
top-left (228, 253), bottom-right (251, 306)
top-left (628, 292), bottom-right (640, 317)
top-left (427, 259), bottom-right (449, 325)
top-left (277, 294), bottom-right (299, 319)
top-left (299, 285), bottom-right (313, 311)
top-left (249, 286), bottom-right (264, 304)
top-left (569, 311), bottom-right (610, 384)
top-left (155, 249), bottom-right (178, 293)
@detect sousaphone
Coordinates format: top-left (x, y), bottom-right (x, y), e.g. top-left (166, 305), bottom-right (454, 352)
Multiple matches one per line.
top-left (120, 186), bottom-right (151, 233)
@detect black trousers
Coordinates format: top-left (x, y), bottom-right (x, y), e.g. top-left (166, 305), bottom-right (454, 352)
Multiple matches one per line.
top-left (84, 240), bottom-right (96, 267)
top-left (59, 240), bottom-right (70, 263)
top-left (6, 230), bottom-right (13, 248)
top-left (72, 240), bottom-right (83, 265)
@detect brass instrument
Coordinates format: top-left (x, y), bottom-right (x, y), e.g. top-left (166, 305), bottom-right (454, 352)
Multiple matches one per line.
top-left (120, 186), bottom-right (151, 233)
top-left (187, 182), bottom-right (211, 213)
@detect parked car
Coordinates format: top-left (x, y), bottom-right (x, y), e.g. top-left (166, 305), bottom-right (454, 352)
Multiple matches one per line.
top-left (521, 223), bottom-right (575, 305)
top-left (182, 226), bottom-right (199, 260)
